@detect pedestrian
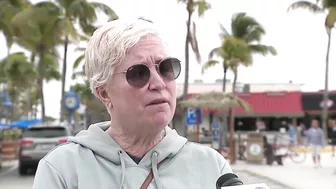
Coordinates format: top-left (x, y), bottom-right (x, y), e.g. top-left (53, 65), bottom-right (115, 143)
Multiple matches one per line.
top-left (305, 119), bottom-right (325, 168)
top-left (327, 120), bottom-right (336, 157)
top-left (32, 18), bottom-right (233, 189)
top-left (288, 123), bottom-right (296, 147)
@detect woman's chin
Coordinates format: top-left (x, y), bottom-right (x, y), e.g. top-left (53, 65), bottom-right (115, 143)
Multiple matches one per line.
top-left (149, 113), bottom-right (171, 128)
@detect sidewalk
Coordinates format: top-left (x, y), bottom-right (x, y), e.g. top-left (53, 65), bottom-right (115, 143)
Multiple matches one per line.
top-left (1, 160), bottom-right (17, 168)
top-left (231, 153), bottom-right (336, 189)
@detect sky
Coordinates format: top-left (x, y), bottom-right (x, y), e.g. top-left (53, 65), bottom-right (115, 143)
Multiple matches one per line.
top-left (0, 0), bottom-right (335, 119)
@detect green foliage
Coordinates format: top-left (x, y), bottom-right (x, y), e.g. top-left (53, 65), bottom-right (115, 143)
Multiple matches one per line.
top-left (0, 0), bottom-right (118, 121)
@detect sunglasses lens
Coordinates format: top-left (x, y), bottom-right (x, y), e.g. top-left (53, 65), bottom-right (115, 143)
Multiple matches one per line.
top-left (159, 58), bottom-right (181, 81)
top-left (126, 64), bottom-right (150, 87)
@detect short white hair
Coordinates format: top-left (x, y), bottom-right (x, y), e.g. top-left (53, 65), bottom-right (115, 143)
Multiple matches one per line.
top-left (84, 18), bottom-right (167, 97)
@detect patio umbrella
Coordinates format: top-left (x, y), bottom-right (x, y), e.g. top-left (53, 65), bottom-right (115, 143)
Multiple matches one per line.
top-left (179, 91), bottom-right (252, 111)
top-left (179, 91), bottom-right (252, 163)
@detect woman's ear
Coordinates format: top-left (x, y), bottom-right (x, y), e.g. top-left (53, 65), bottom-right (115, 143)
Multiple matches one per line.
top-left (96, 86), bottom-right (111, 105)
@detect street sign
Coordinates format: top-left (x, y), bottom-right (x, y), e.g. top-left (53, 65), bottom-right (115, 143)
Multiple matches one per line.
top-left (212, 122), bottom-right (220, 130)
top-left (64, 91), bottom-right (81, 112)
top-left (319, 99), bottom-right (334, 109)
top-left (212, 122), bottom-right (220, 140)
top-left (186, 108), bottom-right (202, 125)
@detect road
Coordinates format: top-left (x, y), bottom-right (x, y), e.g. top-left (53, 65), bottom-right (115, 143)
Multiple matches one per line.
top-left (0, 163), bottom-right (34, 189)
top-left (235, 170), bottom-right (294, 189)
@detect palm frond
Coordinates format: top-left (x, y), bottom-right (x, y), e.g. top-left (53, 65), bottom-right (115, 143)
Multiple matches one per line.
top-left (194, 0), bottom-right (211, 17)
top-left (248, 44), bottom-right (277, 56)
top-left (91, 2), bottom-right (118, 20)
top-left (219, 23), bottom-right (230, 40)
top-left (73, 54), bottom-right (85, 69)
top-left (325, 7), bottom-right (336, 29)
top-left (201, 60), bottom-right (219, 74)
top-left (287, 1), bottom-right (323, 13)
top-left (189, 21), bottom-right (202, 63)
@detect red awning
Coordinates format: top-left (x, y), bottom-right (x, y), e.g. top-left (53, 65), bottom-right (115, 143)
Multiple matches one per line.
top-left (235, 92), bottom-right (303, 117)
top-left (186, 92), bottom-right (303, 117)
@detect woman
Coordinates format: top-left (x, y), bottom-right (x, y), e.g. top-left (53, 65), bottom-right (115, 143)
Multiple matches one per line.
top-left (33, 18), bottom-right (233, 189)
top-left (305, 119), bottom-right (325, 168)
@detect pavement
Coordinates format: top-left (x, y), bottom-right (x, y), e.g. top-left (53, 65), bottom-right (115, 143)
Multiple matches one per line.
top-left (291, 145), bottom-right (335, 153)
top-left (231, 152), bottom-right (336, 189)
top-left (0, 160), bottom-right (18, 177)
top-left (234, 170), bottom-right (292, 189)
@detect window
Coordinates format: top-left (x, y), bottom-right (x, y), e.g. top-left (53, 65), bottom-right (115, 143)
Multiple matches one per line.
top-left (23, 127), bottom-right (67, 138)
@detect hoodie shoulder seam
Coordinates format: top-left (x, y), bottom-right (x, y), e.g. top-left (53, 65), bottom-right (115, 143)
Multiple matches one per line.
top-left (220, 158), bottom-right (228, 173)
top-left (42, 158), bottom-right (68, 186)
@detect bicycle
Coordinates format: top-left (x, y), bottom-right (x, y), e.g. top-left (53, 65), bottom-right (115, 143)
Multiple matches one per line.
top-left (273, 134), bottom-right (307, 164)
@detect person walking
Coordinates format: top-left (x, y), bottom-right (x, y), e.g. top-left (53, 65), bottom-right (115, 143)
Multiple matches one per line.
top-left (328, 120), bottom-right (336, 157)
top-left (305, 119), bottom-right (325, 168)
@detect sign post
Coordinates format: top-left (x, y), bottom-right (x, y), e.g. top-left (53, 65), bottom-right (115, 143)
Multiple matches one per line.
top-left (64, 91), bottom-right (80, 132)
top-left (186, 108), bottom-right (202, 142)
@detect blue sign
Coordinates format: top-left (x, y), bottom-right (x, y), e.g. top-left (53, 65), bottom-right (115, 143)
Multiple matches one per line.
top-left (64, 91), bottom-right (80, 112)
top-left (212, 122), bottom-right (220, 130)
top-left (0, 92), bottom-right (12, 106)
top-left (186, 108), bottom-right (202, 125)
top-left (211, 122), bottom-right (220, 140)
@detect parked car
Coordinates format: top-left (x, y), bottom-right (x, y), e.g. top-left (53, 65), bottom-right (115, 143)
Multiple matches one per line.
top-left (18, 125), bottom-right (71, 175)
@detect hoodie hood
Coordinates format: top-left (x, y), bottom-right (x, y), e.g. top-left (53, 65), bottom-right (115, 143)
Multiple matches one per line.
top-left (67, 121), bottom-right (187, 189)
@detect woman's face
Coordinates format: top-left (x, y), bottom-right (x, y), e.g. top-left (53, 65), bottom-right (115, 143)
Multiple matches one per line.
top-left (103, 35), bottom-right (177, 134)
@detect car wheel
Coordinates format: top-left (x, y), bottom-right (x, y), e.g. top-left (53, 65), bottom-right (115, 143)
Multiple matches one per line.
top-left (18, 165), bottom-right (27, 176)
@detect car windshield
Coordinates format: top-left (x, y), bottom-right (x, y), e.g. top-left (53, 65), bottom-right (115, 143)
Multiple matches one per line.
top-left (23, 127), bottom-right (67, 138)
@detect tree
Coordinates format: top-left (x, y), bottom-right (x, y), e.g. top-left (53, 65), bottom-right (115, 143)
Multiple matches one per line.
top-left (178, 0), bottom-right (210, 137)
top-left (288, 0), bottom-right (336, 139)
top-left (178, 0), bottom-right (210, 100)
top-left (0, 52), bottom-right (36, 120)
top-left (0, 0), bottom-right (30, 55)
top-left (202, 12), bottom-right (276, 163)
top-left (47, 0), bottom-right (118, 122)
top-left (11, 3), bottom-right (64, 121)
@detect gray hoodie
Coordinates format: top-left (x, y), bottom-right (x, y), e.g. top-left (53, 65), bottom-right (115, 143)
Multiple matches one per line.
top-left (33, 122), bottom-right (232, 189)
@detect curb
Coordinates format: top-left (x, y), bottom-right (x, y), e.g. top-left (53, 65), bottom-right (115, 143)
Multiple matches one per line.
top-left (1, 160), bottom-right (18, 168)
top-left (233, 166), bottom-right (297, 189)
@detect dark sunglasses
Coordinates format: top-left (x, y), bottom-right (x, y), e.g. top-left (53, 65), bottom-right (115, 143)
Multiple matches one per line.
top-left (115, 57), bottom-right (181, 88)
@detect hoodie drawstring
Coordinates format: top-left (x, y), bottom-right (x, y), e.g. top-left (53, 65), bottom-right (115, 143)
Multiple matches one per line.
top-left (118, 150), bottom-right (163, 189)
top-left (118, 150), bottom-right (126, 189)
top-left (152, 151), bottom-right (163, 189)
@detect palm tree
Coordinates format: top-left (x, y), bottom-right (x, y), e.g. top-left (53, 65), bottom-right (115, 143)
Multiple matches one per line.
top-left (0, 0), bottom-right (30, 55)
top-left (288, 0), bottom-right (336, 139)
top-left (34, 0), bottom-right (118, 122)
top-left (177, 0), bottom-right (210, 137)
top-left (178, 0), bottom-right (210, 100)
top-left (202, 12), bottom-right (276, 163)
top-left (0, 52), bottom-right (36, 120)
top-left (11, 3), bottom-right (64, 121)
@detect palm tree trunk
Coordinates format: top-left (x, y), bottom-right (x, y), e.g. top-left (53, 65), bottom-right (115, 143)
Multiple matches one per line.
top-left (25, 53), bottom-right (35, 119)
top-left (322, 31), bottom-right (331, 139)
top-left (219, 65), bottom-right (228, 154)
top-left (182, 7), bottom-right (192, 138)
top-left (229, 68), bottom-right (238, 164)
top-left (38, 47), bottom-right (46, 121)
top-left (60, 36), bottom-right (69, 122)
top-left (222, 66), bottom-right (228, 92)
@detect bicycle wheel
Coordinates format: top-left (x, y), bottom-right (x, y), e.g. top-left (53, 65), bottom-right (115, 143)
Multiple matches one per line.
top-left (288, 146), bottom-right (307, 163)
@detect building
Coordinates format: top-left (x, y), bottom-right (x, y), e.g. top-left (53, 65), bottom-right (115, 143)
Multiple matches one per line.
top-left (176, 79), bottom-right (303, 97)
top-left (171, 80), bottom-right (320, 137)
